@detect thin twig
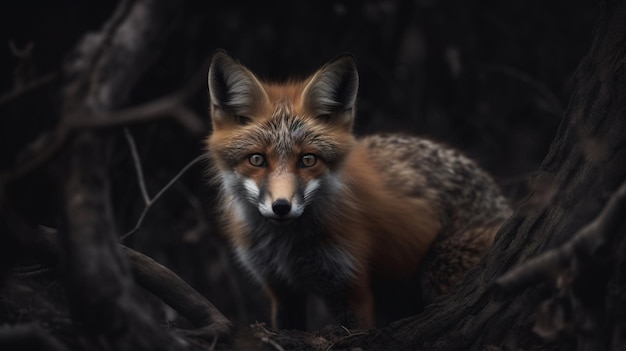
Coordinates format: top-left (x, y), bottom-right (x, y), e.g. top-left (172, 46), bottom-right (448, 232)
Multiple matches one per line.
top-left (208, 335), bottom-right (218, 351)
top-left (261, 337), bottom-right (286, 351)
top-left (124, 128), bottom-right (150, 204)
top-left (151, 155), bottom-right (205, 206)
top-left (324, 331), bottom-right (368, 351)
top-left (121, 154), bottom-right (205, 241)
top-left (251, 321), bottom-right (277, 336)
top-left (0, 72), bottom-right (58, 105)
top-left (1, 68), bottom-right (206, 185)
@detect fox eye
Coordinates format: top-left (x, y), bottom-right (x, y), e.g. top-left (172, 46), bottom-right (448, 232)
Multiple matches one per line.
top-left (249, 154), bottom-right (266, 167)
top-left (300, 154), bottom-right (317, 168)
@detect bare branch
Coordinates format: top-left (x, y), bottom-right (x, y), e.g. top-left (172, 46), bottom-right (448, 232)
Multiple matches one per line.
top-left (0, 129), bottom-right (70, 184)
top-left (65, 56), bottom-right (207, 132)
top-left (0, 74), bottom-right (205, 186)
top-left (65, 89), bottom-right (204, 133)
top-left (492, 244), bottom-right (573, 296)
top-left (151, 155), bottom-right (206, 206)
top-left (261, 337), bottom-right (286, 351)
top-left (493, 178), bottom-right (626, 295)
top-left (0, 72), bottom-right (58, 105)
top-left (121, 154), bottom-right (205, 241)
top-left (121, 246), bottom-right (232, 334)
top-left (124, 128), bottom-right (150, 205)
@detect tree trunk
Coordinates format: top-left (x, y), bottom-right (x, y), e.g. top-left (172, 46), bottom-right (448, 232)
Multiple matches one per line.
top-left (57, 1), bottom-right (187, 350)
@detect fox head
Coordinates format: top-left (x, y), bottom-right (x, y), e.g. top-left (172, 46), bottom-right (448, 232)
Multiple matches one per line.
top-left (207, 51), bottom-right (358, 223)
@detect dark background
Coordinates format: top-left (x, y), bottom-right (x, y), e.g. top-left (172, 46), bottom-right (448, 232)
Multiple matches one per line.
top-left (1, 0), bottom-right (599, 329)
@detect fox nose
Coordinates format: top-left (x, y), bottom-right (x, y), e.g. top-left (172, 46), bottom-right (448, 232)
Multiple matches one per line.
top-left (272, 199), bottom-right (292, 216)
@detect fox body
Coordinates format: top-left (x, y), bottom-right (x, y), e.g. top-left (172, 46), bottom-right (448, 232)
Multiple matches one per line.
top-left (206, 52), bottom-right (511, 329)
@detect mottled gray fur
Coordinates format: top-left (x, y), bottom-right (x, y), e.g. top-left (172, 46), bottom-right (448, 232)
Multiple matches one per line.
top-left (361, 134), bottom-right (511, 302)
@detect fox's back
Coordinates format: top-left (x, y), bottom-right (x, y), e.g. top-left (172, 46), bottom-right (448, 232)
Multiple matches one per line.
top-left (338, 135), bottom-right (510, 278)
top-left (359, 134), bottom-right (510, 235)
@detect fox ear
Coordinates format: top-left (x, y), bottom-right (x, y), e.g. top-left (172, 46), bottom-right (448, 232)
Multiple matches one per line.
top-left (208, 51), bottom-right (267, 127)
top-left (302, 54), bottom-right (359, 129)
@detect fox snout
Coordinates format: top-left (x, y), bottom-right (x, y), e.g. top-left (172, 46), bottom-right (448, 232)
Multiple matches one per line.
top-left (241, 172), bottom-right (306, 221)
top-left (271, 199), bottom-right (292, 217)
top-left (259, 193), bottom-right (304, 221)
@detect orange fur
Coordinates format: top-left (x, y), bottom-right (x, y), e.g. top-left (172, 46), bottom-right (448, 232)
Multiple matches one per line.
top-left (318, 143), bottom-right (441, 328)
top-left (339, 142), bottom-right (441, 277)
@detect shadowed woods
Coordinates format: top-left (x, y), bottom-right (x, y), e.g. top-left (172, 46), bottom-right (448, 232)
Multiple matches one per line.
top-left (2, 0), bottom-right (625, 350)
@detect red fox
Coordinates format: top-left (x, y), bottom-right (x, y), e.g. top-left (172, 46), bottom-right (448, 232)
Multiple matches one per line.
top-left (206, 51), bottom-right (511, 330)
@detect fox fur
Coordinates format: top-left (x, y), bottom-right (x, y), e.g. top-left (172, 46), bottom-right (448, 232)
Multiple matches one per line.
top-left (205, 51), bottom-right (511, 330)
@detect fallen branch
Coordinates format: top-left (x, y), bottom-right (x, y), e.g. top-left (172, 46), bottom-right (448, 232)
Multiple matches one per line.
top-left (121, 245), bottom-right (232, 335)
top-left (4, 218), bottom-right (233, 342)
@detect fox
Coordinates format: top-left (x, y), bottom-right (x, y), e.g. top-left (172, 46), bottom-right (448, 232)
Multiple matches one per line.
top-left (205, 51), bottom-right (511, 330)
